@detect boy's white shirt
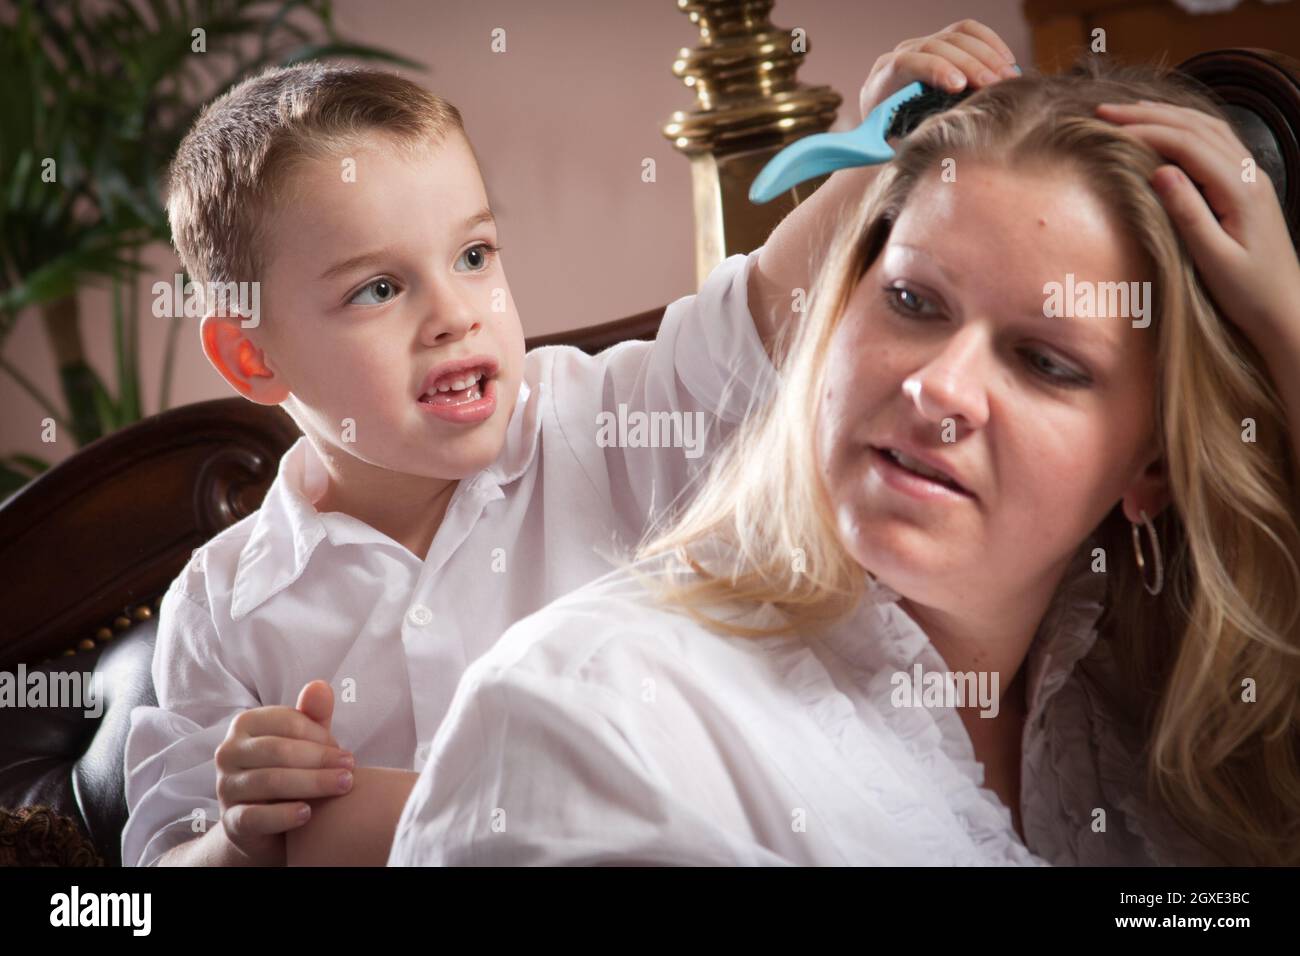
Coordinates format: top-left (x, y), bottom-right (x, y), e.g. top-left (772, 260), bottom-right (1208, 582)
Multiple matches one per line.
top-left (121, 250), bottom-right (777, 867)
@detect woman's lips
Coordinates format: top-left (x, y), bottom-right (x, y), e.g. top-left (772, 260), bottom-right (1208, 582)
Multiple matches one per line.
top-left (870, 446), bottom-right (974, 502)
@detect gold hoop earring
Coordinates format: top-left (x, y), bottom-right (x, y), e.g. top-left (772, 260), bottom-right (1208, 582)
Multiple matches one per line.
top-left (1130, 508), bottom-right (1164, 596)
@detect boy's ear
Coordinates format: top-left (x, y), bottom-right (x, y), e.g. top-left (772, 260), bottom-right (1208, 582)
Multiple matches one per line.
top-left (200, 313), bottom-right (289, 405)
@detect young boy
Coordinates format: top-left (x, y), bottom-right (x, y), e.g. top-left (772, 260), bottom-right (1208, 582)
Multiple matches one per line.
top-left (121, 61), bottom-right (805, 868)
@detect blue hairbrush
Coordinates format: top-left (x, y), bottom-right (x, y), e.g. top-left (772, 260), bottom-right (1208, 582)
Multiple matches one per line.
top-left (749, 66), bottom-right (1019, 204)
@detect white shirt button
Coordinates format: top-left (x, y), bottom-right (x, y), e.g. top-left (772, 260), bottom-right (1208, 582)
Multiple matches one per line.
top-left (407, 604), bottom-right (433, 627)
top-left (415, 743), bottom-right (432, 765)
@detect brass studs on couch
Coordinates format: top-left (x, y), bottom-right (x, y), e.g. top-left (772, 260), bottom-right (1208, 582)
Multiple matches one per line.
top-left (49, 601), bottom-right (158, 662)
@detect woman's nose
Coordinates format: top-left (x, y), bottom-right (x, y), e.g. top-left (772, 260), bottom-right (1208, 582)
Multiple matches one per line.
top-left (902, 328), bottom-right (991, 430)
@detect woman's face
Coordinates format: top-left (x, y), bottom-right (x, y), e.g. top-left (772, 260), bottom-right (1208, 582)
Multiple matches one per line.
top-left (815, 161), bottom-right (1168, 612)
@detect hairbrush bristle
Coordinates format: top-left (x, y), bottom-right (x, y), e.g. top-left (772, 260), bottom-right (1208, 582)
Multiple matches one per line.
top-left (887, 87), bottom-right (975, 139)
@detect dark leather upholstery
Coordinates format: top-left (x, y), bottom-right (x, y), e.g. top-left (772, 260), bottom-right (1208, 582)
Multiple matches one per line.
top-left (0, 623), bottom-right (157, 867)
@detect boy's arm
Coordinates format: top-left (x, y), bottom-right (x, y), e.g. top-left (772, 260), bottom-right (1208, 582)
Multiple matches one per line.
top-left (545, 164), bottom-right (875, 545)
top-left (155, 820), bottom-right (282, 866)
top-left (748, 164), bottom-right (881, 355)
top-left (284, 768), bottom-right (418, 866)
top-left (749, 20), bottom-right (1022, 353)
top-left (122, 576), bottom-right (260, 867)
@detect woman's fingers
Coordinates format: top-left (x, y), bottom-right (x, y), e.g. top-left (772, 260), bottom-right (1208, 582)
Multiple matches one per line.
top-left (1094, 111), bottom-right (1247, 232)
top-left (1150, 164), bottom-right (1241, 269)
top-left (1097, 101), bottom-right (1244, 157)
top-left (1086, 98), bottom-right (1300, 351)
top-left (1129, 124), bottom-right (1248, 236)
top-left (1095, 99), bottom-right (1300, 346)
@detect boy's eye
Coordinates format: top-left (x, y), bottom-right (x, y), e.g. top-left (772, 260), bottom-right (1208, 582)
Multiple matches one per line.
top-left (455, 242), bottom-right (500, 273)
top-left (349, 278), bottom-right (399, 306)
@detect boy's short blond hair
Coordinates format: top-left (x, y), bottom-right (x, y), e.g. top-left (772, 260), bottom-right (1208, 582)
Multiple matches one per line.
top-left (167, 62), bottom-right (465, 290)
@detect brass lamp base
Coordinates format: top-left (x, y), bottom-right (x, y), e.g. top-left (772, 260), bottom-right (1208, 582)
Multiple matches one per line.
top-left (663, 0), bottom-right (841, 284)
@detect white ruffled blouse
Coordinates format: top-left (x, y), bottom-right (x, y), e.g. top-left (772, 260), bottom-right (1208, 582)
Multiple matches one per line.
top-left (388, 542), bottom-right (1221, 866)
top-left (1018, 543), bottom-right (1223, 865)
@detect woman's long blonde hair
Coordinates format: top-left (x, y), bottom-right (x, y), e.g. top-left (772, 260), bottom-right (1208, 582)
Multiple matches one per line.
top-left (637, 60), bottom-right (1300, 864)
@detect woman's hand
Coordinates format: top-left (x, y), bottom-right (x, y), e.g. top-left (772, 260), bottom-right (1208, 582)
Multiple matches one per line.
top-left (1095, 100), bottom-right (1300, 352)
top-left (859, 19), bottom-right (1019, 122)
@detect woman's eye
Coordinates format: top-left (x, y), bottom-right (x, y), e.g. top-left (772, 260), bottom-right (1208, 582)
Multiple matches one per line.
top-left (1023, 349), bottom-right (1089, 388)
top-left (882, 285), bottom-right (938, 319)
top-left (880, 283), bottom-right (1091, 388)
top-left (349, 278), bottom-right (399, 306)
top-left (455, 242), bottom-right (500, 273)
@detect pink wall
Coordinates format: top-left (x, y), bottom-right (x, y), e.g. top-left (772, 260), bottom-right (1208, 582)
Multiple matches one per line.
top-left (0, 0), bottom-right (1031, 468)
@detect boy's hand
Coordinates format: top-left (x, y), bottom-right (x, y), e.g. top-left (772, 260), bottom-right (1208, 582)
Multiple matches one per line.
top-left (860, 19), bottom-right (1018, 122)
top-left (750, 21), bottom-right (1019, 353)
top-left (213, 679), bottom-right (355, 865)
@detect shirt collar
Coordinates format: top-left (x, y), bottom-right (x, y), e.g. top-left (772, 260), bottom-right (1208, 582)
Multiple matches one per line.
top-left (229, 436), bottom-right (328, 621)
top-left (850, 536), bottom-right (1107, 721)
top-left (1020, 535), bottom-right (1108, 724)
top-left (229, 380), bottom-right (543, 621)
top-left (482, 378), bottom-right (542, 487)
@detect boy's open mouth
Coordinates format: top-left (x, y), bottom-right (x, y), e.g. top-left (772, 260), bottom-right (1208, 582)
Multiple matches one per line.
top-left (419, 368), bottom-right (487, 406)
top-left (417, 357), bottom-right (499, 408)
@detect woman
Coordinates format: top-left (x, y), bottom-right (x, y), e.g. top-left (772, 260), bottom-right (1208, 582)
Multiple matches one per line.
top-left (385, 55), bottom-right (1300, 866)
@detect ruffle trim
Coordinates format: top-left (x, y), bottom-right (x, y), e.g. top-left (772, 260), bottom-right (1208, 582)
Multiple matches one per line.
top-left (758, 583), bottom-right (1045, 866)
top-left (1022, 539), bottom-right (1108, 727)
top-left (696, 543), bottom-right (1218, 864)
top-left (1025, 632), bottom-right (1226, 866)
top-left (1011, 541), bottom-right (1224, 865)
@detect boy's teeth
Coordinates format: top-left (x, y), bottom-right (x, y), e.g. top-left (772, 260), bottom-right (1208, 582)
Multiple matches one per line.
top-left (435, 371), bottom-right (482, 393)
top-left (423, 379), bottom-right (483, 406)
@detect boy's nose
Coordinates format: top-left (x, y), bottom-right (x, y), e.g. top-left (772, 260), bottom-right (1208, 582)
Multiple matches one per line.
top-left (419, 306), bottom-right (482, 346)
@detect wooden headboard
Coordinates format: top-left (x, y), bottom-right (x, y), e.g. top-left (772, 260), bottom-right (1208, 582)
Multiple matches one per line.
top-left (1025, 0), bottom-right (1300, 71)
